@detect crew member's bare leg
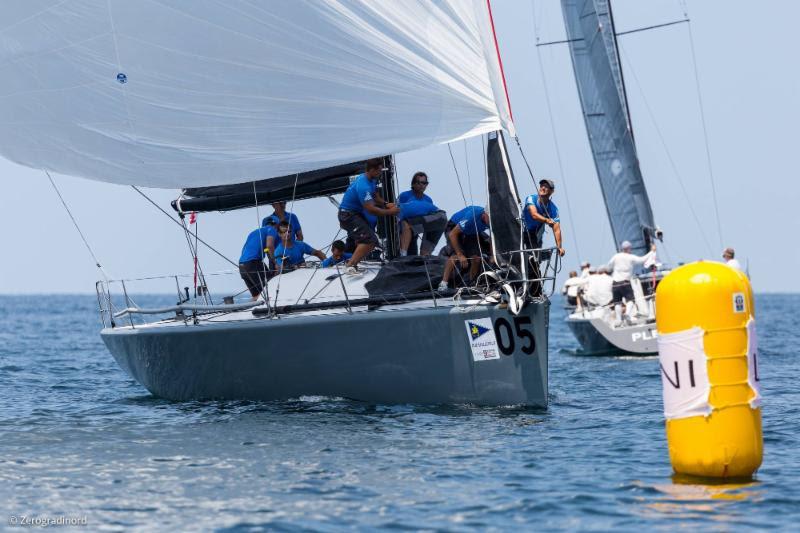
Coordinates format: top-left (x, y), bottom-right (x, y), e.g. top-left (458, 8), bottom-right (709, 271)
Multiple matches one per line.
top-left (399, 221), bottom-right (412, 255)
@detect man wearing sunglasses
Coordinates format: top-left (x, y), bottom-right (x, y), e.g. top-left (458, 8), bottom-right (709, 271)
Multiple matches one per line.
top-left (397, 171), bottom-right (447, 256)
top-left (523, 179), bottom-right (565, 257)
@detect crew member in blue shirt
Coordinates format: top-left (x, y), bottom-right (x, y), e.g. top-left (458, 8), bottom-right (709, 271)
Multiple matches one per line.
top-left (397, 171), bottom-right (447, 256)
top-left (274, 221), bottom-right (325, 273)
top-left (438, 205), bottom-right (491, 291)
top-left (321, 240), bottom-right (352, 267)
top-left (337, 158), bottom-right (400, 274)
top-left (523, 178), bottom-right (565, 257)
top-left (262, 201), bottom-right (303, 242)
top-left (238, 220), bottom-right (278, 300)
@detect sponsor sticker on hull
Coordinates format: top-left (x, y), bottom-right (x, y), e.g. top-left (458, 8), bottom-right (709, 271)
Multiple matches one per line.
top-left (464, 318), bottom-right (500, 361)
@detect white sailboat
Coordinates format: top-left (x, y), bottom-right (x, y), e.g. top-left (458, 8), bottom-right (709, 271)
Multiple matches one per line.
top-left (0, 1), bottom-right (559, 405)
top-left (559, 0), bottom-right (664, 354)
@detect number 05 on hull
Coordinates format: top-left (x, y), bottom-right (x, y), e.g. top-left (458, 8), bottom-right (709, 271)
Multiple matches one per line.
top-left (102, 300), bottom-right (549, 407)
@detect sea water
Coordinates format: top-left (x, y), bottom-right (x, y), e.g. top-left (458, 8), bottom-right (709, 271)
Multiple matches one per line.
top-left (1, 294), bottom-right (798, 530)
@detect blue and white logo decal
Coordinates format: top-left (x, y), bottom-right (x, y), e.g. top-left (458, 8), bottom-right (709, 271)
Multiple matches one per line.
top-left (464, 318), bottom-right (499, 361)
top-left (116, 72), bottom-right (128, 84)
top-left (733, 292), bottom-right (746, 313)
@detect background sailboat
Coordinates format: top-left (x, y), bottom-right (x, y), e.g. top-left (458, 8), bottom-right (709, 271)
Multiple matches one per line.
top-left (559, 0), bottom-right (662, 354)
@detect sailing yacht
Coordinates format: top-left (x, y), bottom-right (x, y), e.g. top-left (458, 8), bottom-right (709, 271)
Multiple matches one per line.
top-left (559, 0), bottom-right (665, 355)
top-left (0, 2), bottom-right (558, 405)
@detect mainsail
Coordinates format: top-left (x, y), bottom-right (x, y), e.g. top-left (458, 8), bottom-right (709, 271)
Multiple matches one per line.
top-left (561, 0), bottom-right (658, 254)
top-left (0, 0), bottom-right (514, 189)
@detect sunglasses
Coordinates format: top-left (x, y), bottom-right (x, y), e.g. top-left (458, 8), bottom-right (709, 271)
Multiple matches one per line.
top-left (414, 181), bottom-right (429, 185)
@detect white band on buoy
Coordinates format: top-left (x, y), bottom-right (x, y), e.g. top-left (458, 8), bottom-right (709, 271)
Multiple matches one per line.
top-left (657, 327), bottom-right (712, 420)
top-left (746, 318), bottom-right (762, 408)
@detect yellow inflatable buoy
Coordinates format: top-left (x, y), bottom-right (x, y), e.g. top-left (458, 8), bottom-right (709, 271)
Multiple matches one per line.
top-left (655, 261), bottom-right (762, 478)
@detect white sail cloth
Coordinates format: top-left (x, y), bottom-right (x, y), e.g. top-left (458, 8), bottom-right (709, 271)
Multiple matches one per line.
top-left (0, 0), bottom-right (514, 188)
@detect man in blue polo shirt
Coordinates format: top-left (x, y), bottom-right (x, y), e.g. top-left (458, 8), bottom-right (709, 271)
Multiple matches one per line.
top-left (397, 171), bottom-right (447, 256)
top-left (338, 158), bottom-right (400, 274)
top-left (238, 220), bottom-right (278, 300)
top-left (262, 201), bottom-right (303, 242)
top-left (273, 221), bottom-right (325, 273)
top-left (523, 178), bottom-right (565, 257)
top-left (438, 205), bottom-right (491, 291)
top-left (321, 240), bottom-right (352, 267)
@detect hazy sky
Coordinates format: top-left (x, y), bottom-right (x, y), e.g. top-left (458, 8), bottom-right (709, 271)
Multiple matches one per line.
top-left (2, 0), bottom-right (798, 294)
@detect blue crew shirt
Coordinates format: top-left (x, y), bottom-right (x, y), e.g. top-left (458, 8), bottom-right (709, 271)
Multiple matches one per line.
top-left (239, 225), bottom-right (278, 263)
top-left (274, 240), bottom-right (316, 267)
top-left (397, 190), bottom-right (433, 204)
top-left (397, 190), bottom-right (437, 222)
top-left (262, 211), bottom-right (302, 241)
top-left (340, 173), bottom-right (377, 214)
top-left (321, 252), bottom-right (353, 267)
top-left (450, 206), bottom-right (489, 236)
top-left (522, 194), bottom-right (560, 231)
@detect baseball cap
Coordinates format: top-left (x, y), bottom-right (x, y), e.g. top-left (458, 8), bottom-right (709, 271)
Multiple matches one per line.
top-left (539, 179), bottom-right (555, 190)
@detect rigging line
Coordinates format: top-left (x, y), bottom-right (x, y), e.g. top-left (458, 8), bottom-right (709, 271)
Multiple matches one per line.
top-left (293, 228), bottom-right (344, 306)
top-left (537, 20), bottom-right (690, 46)
top-left (45, 170), bottom-right (110, 280)
top-left (615, 18), bottom-right (690, 37)
top-left (448, 141), bottom-right (488, 276)
top-left (683, 12), bottom-right (724, 249)
top-left (274, 172), bottom-right (301, 307)
top-left (252, 180), bottom-right (272, 309)
top-left (616, 44), bottom-right (714, 256)
top-left (179, 215), bottom-right (212, 305)
top-left (447, 143), bottom-right (469, 206)
top-left (530, 2), bottom-right (582, 262)
top-left (463, 138), bottom-right (488, 270)
top-left (130, 185), bottom-right (238, 268)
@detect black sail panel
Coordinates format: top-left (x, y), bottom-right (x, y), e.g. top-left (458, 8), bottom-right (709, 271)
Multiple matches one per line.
top-left (173, 159), bottom-right (389, 213)
top-left (486, 131), bottom-right (523, 262)
top-left (561, 0), bottom-right (657, 253)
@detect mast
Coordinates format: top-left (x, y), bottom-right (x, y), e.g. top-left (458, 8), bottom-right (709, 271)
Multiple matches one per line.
top-left (606, 0), bottom-right (635, 144)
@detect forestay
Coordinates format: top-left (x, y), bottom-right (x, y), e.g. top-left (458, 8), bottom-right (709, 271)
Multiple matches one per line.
top-left (561, 0), bottom-right (657, 254)
top-left (0, 0), bottom-right (514, 189)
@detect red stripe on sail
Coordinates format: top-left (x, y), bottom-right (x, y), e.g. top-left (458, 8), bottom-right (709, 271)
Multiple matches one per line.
top-left (486, 0), bottom-right (513, 122)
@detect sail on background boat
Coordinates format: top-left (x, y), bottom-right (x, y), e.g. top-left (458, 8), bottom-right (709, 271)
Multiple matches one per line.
top-left (0, 0), bottom-right (513, 188)
top-left (561, 0), bottom-right (658, 254)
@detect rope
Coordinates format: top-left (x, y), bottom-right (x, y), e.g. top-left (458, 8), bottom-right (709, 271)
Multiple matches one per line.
top-left (130, 186), bottom-right (238, 267)
top-left (463, 139), bottom-right (489, 272)
top-left (447, 141), bottom-right (489, 280)
top-left (530, 3), bottom-right (581, 262)
top-left (447, 143), bottom-right (469, 206)
top-left (682, 5), bottom-right (724, 249)
top-left (273, 173), bottom-right (301, 307)
top-left (45, 170), bottom-right (110, 281)
top-left (252, 180), bottom-right (272, 309)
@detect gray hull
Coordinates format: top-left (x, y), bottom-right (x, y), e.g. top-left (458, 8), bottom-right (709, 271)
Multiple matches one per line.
top-left (566, 315), bottom-right (657, 355)
top-left (102, 301), bottom-right (549, 407)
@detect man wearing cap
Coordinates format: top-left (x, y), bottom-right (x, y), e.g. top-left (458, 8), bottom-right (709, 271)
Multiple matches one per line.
top-left (722, 247), bottom-right (743, 271)
top-left (583, 266), bottom-right (613, 308)
top-left (580, 261), bottom-right (591, 279)
top-left (522, 179), bottom-right (565, 257)
top-left (338, 158), bottom-right (400, 275)
top-left (605, 241), bottom-right (657, 324)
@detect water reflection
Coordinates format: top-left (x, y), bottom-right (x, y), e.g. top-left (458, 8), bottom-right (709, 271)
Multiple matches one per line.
top-left (633, 475), bottom-right (761, 521)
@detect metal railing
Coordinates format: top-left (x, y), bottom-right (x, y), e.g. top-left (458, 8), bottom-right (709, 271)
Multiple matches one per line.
top-left (95, 248), bottom-right (561, 328)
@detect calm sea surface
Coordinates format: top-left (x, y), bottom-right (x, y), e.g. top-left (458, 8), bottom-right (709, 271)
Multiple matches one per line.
top-left (0, 294), bottom-right (797, 531)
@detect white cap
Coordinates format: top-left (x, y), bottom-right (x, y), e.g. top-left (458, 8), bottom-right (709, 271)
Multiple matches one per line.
top-left (620, 241), bottom-right (632, 251)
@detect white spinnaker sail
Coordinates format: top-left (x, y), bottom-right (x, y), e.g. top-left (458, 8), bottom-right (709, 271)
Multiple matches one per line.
top-left (0, 0), bottom-right (514, 188)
